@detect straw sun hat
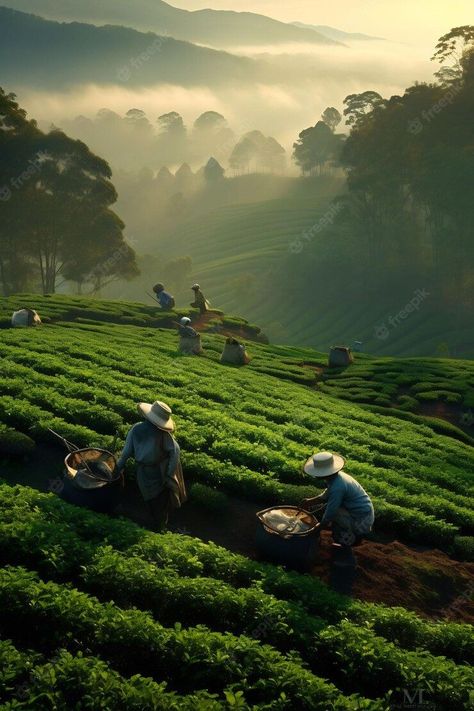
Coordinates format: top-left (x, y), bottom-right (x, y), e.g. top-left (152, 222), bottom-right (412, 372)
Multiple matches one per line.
top-left (137, 401), bottom-right (175, 432)
top-left (304, 451), bottom-right (345, 478)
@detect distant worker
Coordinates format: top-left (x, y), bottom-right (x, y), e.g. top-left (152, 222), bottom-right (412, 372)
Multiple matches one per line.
top-left (153, 283), bottom-right (175, 310)
top-left (177, 316), bottom-right (203, 355)
top-left (116, 400), bottom-right (186, 531)
top-left (190, 283), bottom-right (210, 314)
top-left (11, 308), bottom-right (41, 327)
top-left (302, 452), bottom-right (374, 549)
top-left (220, 337), bottom-right (251, 365)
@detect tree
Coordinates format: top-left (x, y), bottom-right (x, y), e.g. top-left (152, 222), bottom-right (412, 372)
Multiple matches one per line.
top-left (293, 121), bottom-right (341, 175)
top-left (229, 131), bottom-right (285, 174)
top-left (343, 91), bottom-right (385, 127)
top-left (432, 26), bottom-right (474, 84)
top-left (192, 111), bottom-right (234, 163)
top-left (321, 107), bottom-right (342, 132)
top-left (204, 157), bottom-right (225, 182)
top-left (0, 88), bottom-right (138, 295)
top-left (157, 111), bottom-right (186, 139)
top-left (229, 136), bottom-right (256, 173)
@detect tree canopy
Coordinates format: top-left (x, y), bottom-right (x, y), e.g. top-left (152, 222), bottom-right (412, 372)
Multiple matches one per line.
top-left (0, 88), bottom-right (138, 295)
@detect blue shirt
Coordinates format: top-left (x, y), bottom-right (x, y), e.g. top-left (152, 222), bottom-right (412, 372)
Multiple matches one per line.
top-left (317, 471), bottom-right (373, 523)
top-left (117, 421), bottom-right (179, 501)
top-left (158, 291), bottom-right (174, 309)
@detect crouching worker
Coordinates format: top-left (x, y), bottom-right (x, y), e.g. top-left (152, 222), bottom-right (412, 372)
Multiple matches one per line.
top-left (153, 283), bottom-right (175, 310)
top-left (220, 337), bottom-right (250, 365)
top-left (302, 451), bottom-right (374, 548)
top-left (177, 316), bottom-right (203, 355)
top-left (116, 400), bottom-right (187, 531)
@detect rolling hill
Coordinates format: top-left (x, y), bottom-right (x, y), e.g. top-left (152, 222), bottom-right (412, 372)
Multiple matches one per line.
top-left (0, 294), bottom-right (472, 708)
top-left (0, 0), bottom-right (341, 49)
top-left (0, 6), bottom-right (260, 89)
top-left (143, 175), bottom-right (473, 359)
top-left (292, 22), bottom-right (384, 42)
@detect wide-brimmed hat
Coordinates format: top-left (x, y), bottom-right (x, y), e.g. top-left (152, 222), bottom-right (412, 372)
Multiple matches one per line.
top-left (191, 283), bottom-right (200, 290)
top-left (304, 451), bottom-right (345, 478)
top-left (180, 316), bottom-right (191, 326)
top-left (137, 401), bottom-right (175, 432)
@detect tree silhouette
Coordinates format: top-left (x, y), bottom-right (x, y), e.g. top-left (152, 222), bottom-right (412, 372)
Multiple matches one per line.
top-left (293, 121), bottom-right (341, 175)
top-left (321, 107), bottom-right (342, 132)
top-left (204, 157), bottom-right (225, 182)
top-left (0, 88), bottom-right (138, 295)
top-left (343, 91), bottom-right (385, 126)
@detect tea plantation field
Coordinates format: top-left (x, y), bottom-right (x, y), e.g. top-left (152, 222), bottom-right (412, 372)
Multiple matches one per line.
top-left (0, 295), bottom-right (473, 708)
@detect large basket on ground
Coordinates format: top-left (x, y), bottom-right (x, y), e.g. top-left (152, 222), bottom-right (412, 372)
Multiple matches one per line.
top-left (61, 448), bottom-right (122, 514)
top-left (256, 506), bottom-right (320, 571)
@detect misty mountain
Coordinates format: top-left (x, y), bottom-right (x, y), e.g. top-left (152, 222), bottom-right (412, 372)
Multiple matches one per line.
top-left (293, 22), bottom-right (384, 43)
top-left (0, 0), bottom-right (342, 49)
top-left (0, 6), bottom-right (263, 90)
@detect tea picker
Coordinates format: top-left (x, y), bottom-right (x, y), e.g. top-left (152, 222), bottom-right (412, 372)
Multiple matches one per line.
top-left (151, 283), bottom-right (175, 310)
top-left (176, 317), bottom-right (203, 355)
top-left (115, 400), bottom-right (187, 531)
top-left (302, 452), bottom-right (374, 550)
top-left (190, 284), bottom-right (210, 314)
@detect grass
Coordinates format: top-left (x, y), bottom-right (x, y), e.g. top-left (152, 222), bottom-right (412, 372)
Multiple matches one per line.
top-left (0, 294), bottom-right (473, 707)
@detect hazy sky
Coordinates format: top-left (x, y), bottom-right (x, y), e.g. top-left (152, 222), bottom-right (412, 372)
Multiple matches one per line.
top-left (171, 0), bottom-right (471, 45)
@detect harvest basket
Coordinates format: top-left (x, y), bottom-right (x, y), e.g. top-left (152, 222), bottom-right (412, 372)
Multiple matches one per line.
top-left (61, 448), bottom-right (122, 514)
top-left (256, 505), bottom-right (320, 571)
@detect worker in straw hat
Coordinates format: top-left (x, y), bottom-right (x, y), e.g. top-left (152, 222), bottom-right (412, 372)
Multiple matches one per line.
top-left (302, 452), bottom-right (374, 548)
top-left (116, 401), bottom-right (186, 531)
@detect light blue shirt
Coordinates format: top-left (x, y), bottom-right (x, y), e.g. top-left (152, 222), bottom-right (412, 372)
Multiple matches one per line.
top-left (317, 471), bottom-right (373, 523)
top-left (117, 421), bottom-right (179, 501)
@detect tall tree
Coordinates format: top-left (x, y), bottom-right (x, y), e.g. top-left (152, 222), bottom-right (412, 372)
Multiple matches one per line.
top-left (321, 106), bottom-right (342, 132)
top-left (293, 121), bottom-right (341, 175)
top-left (0, 88), bottom-right (138, 295)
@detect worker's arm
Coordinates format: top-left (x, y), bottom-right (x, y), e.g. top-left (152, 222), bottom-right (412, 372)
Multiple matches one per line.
top-left (164, 433), bottom-right (180, 477)
top-left (320, 483), bottom-right (345, 526)
top-left (116, 428), bottom-right (135, 471)
top-left (302, 489), bottom-right (328, 510)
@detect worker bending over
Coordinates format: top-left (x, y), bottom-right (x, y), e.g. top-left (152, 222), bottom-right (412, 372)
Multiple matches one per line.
top-left (153, 283), bottom-right (175, 310)
top-left (303, 451), bottom-right (374, 548)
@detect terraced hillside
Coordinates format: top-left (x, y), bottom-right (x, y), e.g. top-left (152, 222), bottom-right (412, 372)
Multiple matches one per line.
top-left (155, 185), bottom-right (472, 358)
top-left (0, 295), bottom-right (473, 708)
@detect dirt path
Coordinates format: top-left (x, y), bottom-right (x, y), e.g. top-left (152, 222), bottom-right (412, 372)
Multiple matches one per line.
top-left (5, 452), bottom-right (473, 623)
